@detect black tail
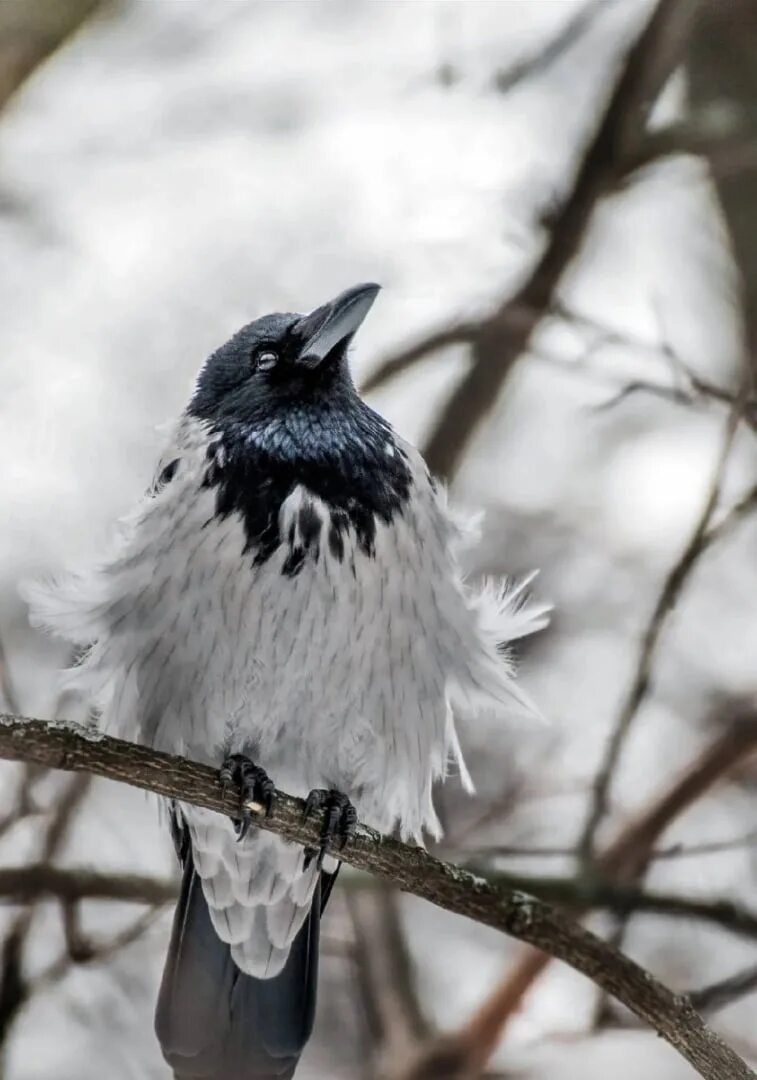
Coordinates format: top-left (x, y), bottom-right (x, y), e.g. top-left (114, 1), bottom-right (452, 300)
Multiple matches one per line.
top-left (155, 851), bottom-right (323, 1080)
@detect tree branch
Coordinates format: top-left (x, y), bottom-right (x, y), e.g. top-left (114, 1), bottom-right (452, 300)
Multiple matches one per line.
top-left (410, 705), bottom-right (757, 1076)
top-left (0, 771), bottom-right (89, 1048)
top-left (0, 714), bottom-right (753, 1080)
top-left (491, 0), bottom-right (611, 96)
top-left (577, 387), bottom-right (748, 863)
top-left (0, 866), bottom-right (176, 906)
top-left (360, 323), bottom-right (477, 396)
top-left (689, 964), bottom-right (757, 1015)
top-left (347, 884), bottom-right (433, 1077)
top-left (365, 0), bottom-right (702, 479)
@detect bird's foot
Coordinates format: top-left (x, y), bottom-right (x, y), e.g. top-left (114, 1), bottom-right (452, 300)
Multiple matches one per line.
top-left (302, 788), bottom-right (358, 869)
top-left (219, 753), bottom-right (275, 842)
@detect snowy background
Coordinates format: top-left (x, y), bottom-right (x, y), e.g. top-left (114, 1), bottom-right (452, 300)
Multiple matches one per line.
top-left (1, 1), bottom-right (757, 1077)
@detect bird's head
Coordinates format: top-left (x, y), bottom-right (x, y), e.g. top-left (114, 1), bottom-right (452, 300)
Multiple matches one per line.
top-left (186, 283), bottom-right (412, 566)
top-left (189, 283), bottom-right (380, 429)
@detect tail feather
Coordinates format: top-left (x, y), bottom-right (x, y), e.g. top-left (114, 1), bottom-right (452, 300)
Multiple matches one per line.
top-left (156, 852), bottom-right (322, 1080)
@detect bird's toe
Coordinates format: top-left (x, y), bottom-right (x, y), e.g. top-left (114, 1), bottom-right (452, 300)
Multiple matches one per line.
top-left (303, 788), bottom-right (358, 867)
top-left (219, 753), bottom-right (276, 841)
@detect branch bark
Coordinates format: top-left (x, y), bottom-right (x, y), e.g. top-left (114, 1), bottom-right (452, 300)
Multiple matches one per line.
top-left (0, 713), bottom-right (753, 1080)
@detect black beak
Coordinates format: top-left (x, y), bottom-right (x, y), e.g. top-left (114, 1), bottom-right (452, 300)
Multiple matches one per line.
top-left (295, 283), bottom-right (380, 368)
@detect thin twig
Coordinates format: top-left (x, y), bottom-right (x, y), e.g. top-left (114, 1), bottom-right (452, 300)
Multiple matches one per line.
top-left (35, 904), bottom-right (165, 991)
top-left (0, 866), bottom-right (176, 906)
top-left (689, 964), bottom-right (757, 1015)
top-left (704, 484), bottom-right (757, 548)
top-left (422, 708), bottom-right (757, 1073)
top-left (426, 0), bottom-right (701, 478)
top-left (361, 323), bottom-right (477, 396)
top-left (348, 885), bottom-right (432, 1077)
top-left (361, 1), bottom-right (703, 478)
top-left (0, 772), bottom-right (90, 1050)
top-left (492, 0), bottom-right (611, 96)
top-left (577, 388), bottom-right (748, 864)
top-left (458, 830), bottom-right (757, 864)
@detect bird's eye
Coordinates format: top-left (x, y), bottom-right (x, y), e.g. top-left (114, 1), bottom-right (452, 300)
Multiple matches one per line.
top-left (256, 350), bottom-right (278, 372)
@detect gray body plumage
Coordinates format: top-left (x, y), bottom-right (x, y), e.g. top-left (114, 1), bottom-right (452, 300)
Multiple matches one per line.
top-left (23, 285), bottom-right (548, 1077)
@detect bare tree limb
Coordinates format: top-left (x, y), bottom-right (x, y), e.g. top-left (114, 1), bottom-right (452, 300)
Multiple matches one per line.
top-left (348, 885), bottom-right (433, 1078)
top-left (689, 964), bottom-right (757, 1015)
top-left (0, 771), bottom-right (89, 1050)
top-left (361, 323), bottom-right (477, 396)
top-left (704, 483), bottom-right (757, 547)
top-left (598, 707), bottom-right (757, 877)
top-left (492, 0), bottom-right (611, 96)
top-left (0, 714), bottom-right (753, 1080)
top-left (458, 829), bottom-right (757, 863)
top-left (688, 0), bottom-right (757, 354)
top-left (577, 387), bottom-right (747, 863)
top-left (420, 706), bottom-right (757, 1077)
top-left (622, 117), bottom-right (757, 184)
top-left (391, 947), bottom-right (551, 1080)
top-left (5, 860), bottom-right (757, 946)
top-left (33, 903), bottom-right (166, 995)
top-left (603, 963), bottom-right (757, 1026)
top-left (365, 0), bottom-right (702, 479)
top-left (0, 866), bottom-right (176, 906)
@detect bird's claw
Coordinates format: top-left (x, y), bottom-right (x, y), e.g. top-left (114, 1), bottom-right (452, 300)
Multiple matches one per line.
top-left (302, 788), bottom-right (358, 869)
top-left (220, 753), bottom-right (275, 842)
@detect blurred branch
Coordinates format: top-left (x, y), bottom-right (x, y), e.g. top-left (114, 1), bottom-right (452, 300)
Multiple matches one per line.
top-left (512, 295), bottom-right (757, 429)
top-left (591, 368), bottom-right (757, 424)
top-left (0, 772), bottom-right (89, 1049)
top-left (0, 765), bottom-right (44, 843)
top-left (0, 865), bottom-right (176, 906)
top-left (577, 386), bottom-right (748, 864)
top-left (492, 0), bottom-right (610, 95)
top-left (407, 706), bottom-right (757, 1078)
top-left (394, 949), bottom-right (548, 1080)
top-left (460, 829), bottom-right (757, 863)
top-left (597, 703), bottom-right (757, 876)
top-left (33, 901), bottom-right (164, 993)
top-left (361, 323), bottom-right (477, 396)
top-left (581, 299), bottom-right (757, 424)
top-left (348, 885), bottom-right (432, 1078)
top-left (623, 117), bottom-right (757, 183)
top-left (364, 0), bottom-right (702, 479)
top-left (337, 870), bottom-right (757, 943)
top-left (704, 482), bottom-right (757, 547)
top-left (0, 715), bottom-right (753, 1079)
top-left (689, 964), bottom-right (757, 1015)
top-left (0, 0), bottom-right (103, 113)
top-left (688, 0), bottom-right (757, 353)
